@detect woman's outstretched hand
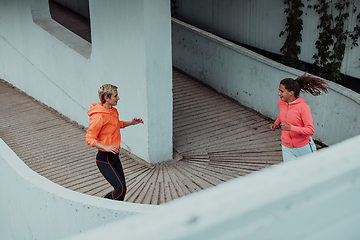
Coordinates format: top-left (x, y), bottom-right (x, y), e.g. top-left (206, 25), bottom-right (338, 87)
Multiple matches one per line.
top-left (123, 118), bottom-right (144, 128)
top-left (131, 118), bottom-right (144, 125)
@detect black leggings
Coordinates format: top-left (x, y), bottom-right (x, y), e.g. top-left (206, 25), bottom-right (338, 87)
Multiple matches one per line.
top-left (96, 151), bottom-right (126, 201)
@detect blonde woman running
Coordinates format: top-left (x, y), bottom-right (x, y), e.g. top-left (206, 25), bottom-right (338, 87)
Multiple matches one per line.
top-left (85, 84), bottom-right (143, 200)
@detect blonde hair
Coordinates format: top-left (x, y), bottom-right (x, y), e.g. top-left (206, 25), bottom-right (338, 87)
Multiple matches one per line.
top-left (98, 84), bottom-right (118, 103)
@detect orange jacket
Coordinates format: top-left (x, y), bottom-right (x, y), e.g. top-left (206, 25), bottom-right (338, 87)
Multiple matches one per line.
top-left (85, 102), bottom-right (124, 151)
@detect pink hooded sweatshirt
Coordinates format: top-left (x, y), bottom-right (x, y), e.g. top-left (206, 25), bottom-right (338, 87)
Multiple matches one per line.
top-left (274, 98), bottom-right (314, 148)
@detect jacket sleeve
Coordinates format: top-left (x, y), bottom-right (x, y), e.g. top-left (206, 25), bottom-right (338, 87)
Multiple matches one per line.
top-left (274, 100), bottom-right (281, 125)
top-left (119, 120), bottom-right (124, 129)
top-left (85, 114), bottom-right (103, 147)
top-left (290, 104), bottom-right (315, 136)
top-left (274, 113), bottom-right (280, 125)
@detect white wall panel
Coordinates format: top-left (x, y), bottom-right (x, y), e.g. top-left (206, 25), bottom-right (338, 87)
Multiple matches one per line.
top-left (176, 0), bottom-right (360, 79)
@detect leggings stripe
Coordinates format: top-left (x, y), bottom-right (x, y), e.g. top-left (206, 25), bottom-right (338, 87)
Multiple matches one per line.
top-left (107, 157), bottom-right (124, 199)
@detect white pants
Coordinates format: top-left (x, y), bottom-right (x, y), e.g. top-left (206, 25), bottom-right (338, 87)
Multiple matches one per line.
top-left (282, 138), bottom-right (317, 162)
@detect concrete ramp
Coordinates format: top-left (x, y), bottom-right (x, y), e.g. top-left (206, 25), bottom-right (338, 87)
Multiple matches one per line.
top-left (0, 69), bottom-right (283, 205)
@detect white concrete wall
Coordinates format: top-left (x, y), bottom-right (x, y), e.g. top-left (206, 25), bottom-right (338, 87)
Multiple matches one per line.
top-left (3, 120), bottom-right (360, 240)
top-left (3, 104), bottom-right (359, 240)
top-left (62, 134), bottom-right (360, 240)
top-left (0, 138), bottom-right (158, 240)
top-left (172, 19), bottom-right (360, 146)
top-left (0, 0), bottom-right (173, 163)
top-left (175, 0), bottom-right (360, 80)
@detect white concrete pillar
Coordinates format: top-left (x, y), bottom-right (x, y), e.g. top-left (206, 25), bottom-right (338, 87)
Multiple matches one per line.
top-left (89, 0), bottom-right (173, 162)
top-left (0, 0), bottom-right (173, 163)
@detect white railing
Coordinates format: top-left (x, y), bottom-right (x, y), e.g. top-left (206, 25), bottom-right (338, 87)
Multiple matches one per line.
top-left (0, 138), bottom-right (158, 240)
top-left (65, 135), bottom-right (360, 240)
top-left (2, 135), bottom-right (360, 239)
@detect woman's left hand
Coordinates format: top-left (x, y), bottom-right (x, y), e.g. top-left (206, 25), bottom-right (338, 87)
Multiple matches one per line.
top-left (280, 122), bottom-right (291, 131)
top-left (131, 118), bottom-right (144, 125)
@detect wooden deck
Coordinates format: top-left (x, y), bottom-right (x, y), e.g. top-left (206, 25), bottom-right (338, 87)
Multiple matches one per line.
top-left (0, 69), bottom-right (283, 205)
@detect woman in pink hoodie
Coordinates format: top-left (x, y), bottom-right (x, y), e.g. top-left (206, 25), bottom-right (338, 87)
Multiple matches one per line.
top-left (270, 74), bottom-right (328, 162)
